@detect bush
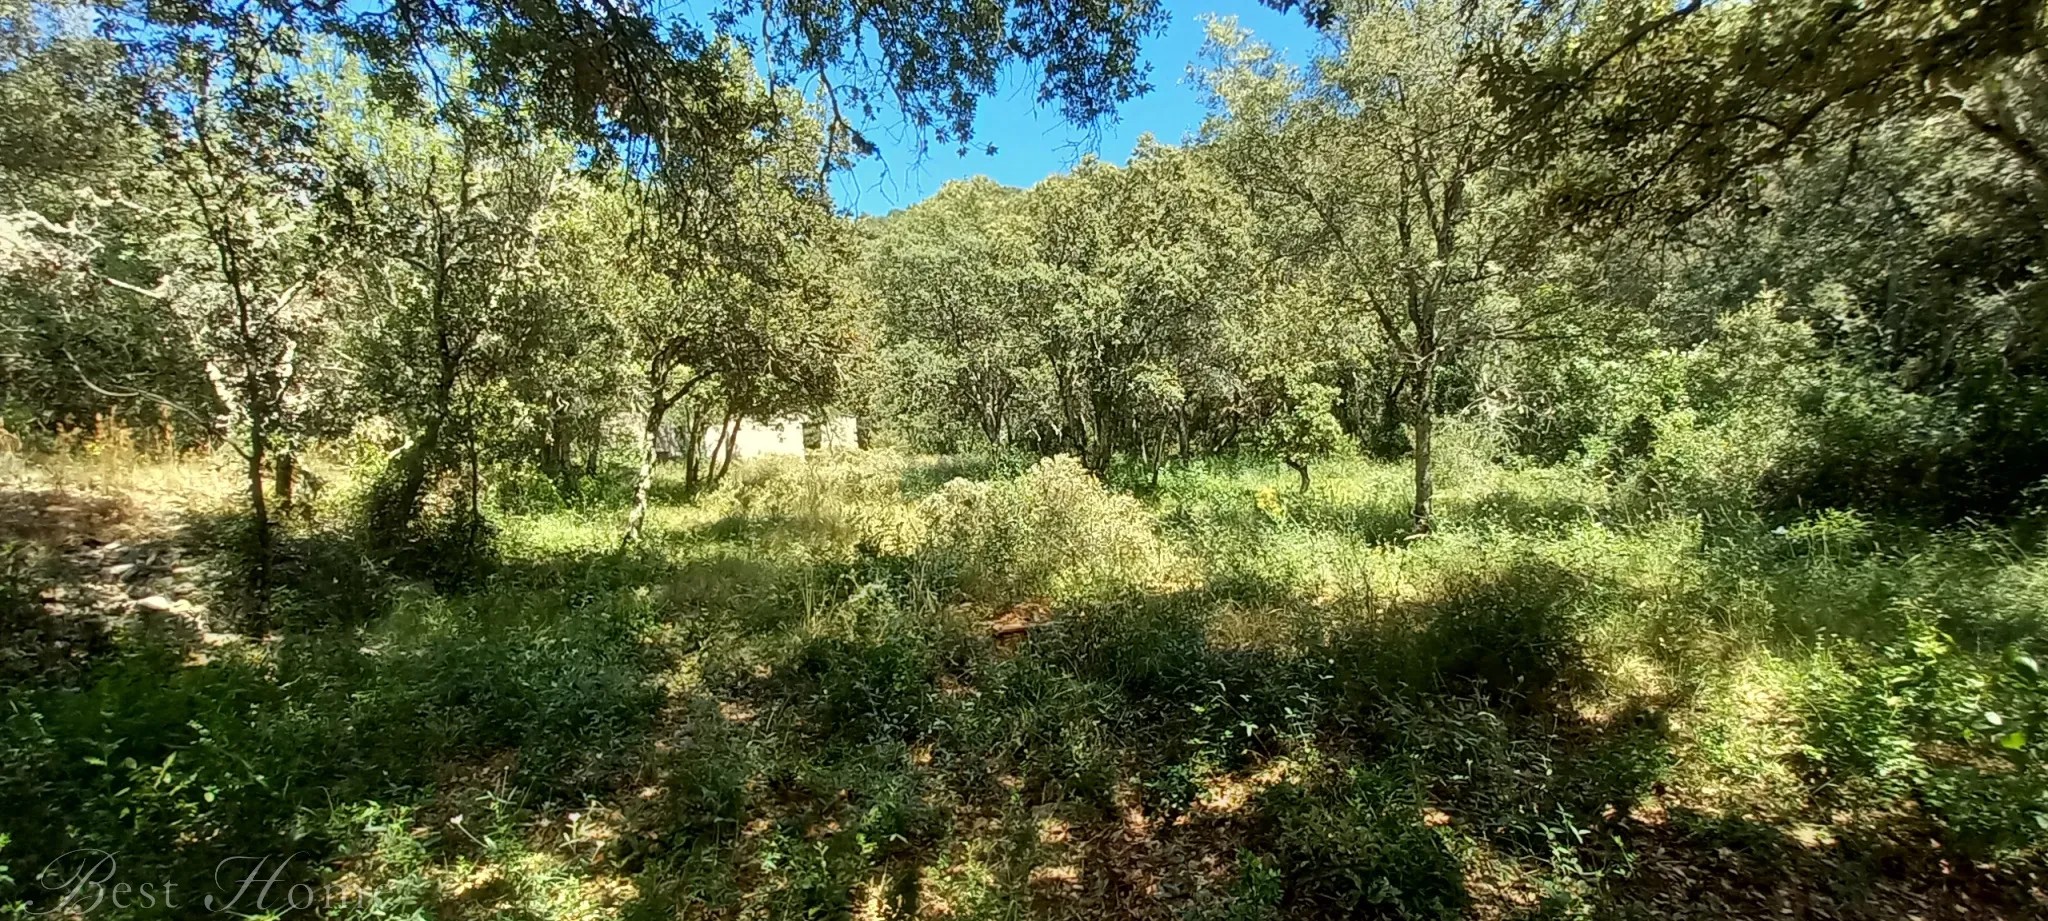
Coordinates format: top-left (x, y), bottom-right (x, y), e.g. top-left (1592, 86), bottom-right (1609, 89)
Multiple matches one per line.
top-left (1187, 851), bottom-right (1286, 921)
top-left (1315, 556), bottom-right (1589, 709)
top-left (0, 584), bottom-right (667, 912)
top-left (916, 455), bottom-right (1173, 599)
top-left (1799, 617), bottom-right (2048, 856)
top-left (1522, 295), bottom-right (2048, 525)
top-left (1253, 766), bottom-right (1466, 920)
top-left (494, 462), bottom-right (569, 513)
top-left (790, 632), bottom-right (939, 743)
top-left (1407, 560), bottom-right (1588, 704)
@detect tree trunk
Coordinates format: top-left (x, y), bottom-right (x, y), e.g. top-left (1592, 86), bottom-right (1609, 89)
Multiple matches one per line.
top-left (376, 415), bottom-right (443, 541)
top-left (273, 451), bottom-right (295, 510)
top-left (622, 398), bottom-right (665, 547)
top-left (699, 411), bottom-right (737, 494)
top-left (543, 404), bottom-right (578, 493)
top-left (1085, 391), bottom-right (1116, 473)
top-left (1176, 408), bottom-right (1190, 466)
top-left (462, 428), bottom-right (484, 552)
top-left (1284, 456), bottom-right (1310, 492)
top-left (1148, 428), bottom-right (1165, 488)
top-left (683, 413), bottom-right (706, 499)
top-left (246, 416), bottom-right (271, 597)
top-left (978, 391), bottom-right (1004, 446)
top-left (1411, 355), bottom-right (1436, 534)
top-left (711, 414), bottom-right (740, 488)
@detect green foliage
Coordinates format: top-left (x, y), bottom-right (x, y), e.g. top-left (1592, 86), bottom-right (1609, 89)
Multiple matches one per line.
top-left (917, 454), bottom-right (1174, 600)
top-left (1800, 618), bottom-right (2048, 855)
top-left (1253, 766), bottom-right (1467, 919)
top-left (1253, 380), bottom-right (1347, 487)
top-left (1406, 560), bottom-right (1589, 704)
top-left (0, 576), bottom-right (666, 904)
top-left (11, 0), bottom-right (2048, 914)
top-left (6, 448), bottom-right (2048, 916)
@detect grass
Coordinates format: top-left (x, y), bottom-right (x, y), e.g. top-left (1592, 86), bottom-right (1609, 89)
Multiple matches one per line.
top-left (2, 440), bottom-right (2046, 919)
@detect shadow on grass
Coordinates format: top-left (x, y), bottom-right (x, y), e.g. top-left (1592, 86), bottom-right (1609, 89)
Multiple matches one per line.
top-left (9, 489), bottom-right (2041, 920)
top-left (0, 598), bottom-right (675, 911)
top-left (1587, 804), bottom-right (2043, 919)
top-left (634, 549), bottom-right (2041, 918)
top-left (0, 485), bottom-right (140, 546)
top-left (597, 558), bottom-right (1690, 919)
top-left (0, 504), bottom-right (709, 915)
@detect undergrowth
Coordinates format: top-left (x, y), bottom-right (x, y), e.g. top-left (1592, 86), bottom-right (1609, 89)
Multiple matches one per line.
top-left (2, 445), bottom-right (2045, 918)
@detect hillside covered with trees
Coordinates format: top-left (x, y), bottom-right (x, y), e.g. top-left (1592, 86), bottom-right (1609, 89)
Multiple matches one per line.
top-left (6, 0), bottom-right (2048, 917)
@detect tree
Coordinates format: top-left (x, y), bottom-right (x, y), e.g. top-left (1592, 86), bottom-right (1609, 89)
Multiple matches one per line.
top-left (1480, 0), bottom-right (2048, 230)
top-left (1201, 0), bottom-right (1544, 532)
top-left (1255, 379), bottom-right (1345, 490)
top-left (98, 0), bottom-right (1173, 199)
top-left (322, 63), bottom-right (569, 552)
top-left (140, 27), bottom-right (342, 599)
top-left (863, 178), bottom-right (1046, 449)
top-left (618, 60), bottom-right (850, 545)
top-left (0, 0), bottom-right (210, 442)
top-left (1028, 140), bottom-right (1255, 473)
top-left (506, 180), bottom-right (636, 495)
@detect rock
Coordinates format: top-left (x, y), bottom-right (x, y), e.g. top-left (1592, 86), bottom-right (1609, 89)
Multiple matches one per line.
top-left (38, 587), bottom-right (65, 603)
top-left (133, 595), bottom-right (175, 612)
top-left (171, 582), bottom-right (199, 598)
top-left (105, 562), bottom-right (137, 579)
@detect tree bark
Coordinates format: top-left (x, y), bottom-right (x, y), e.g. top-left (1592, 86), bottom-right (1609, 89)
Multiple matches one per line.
top-left (1411, 354), bottom-right (1436, 534)
top-left (1148, 428), bottom-right (1166, 488)
top-left (711, 414), bottom-right (740, 488)
top-left (682, 403), bottom-right (705, 499)
top-left (273, 451), bottom-right (295, 510)
top-left (623, 398), bottom-right (664, 547)
top-left (245, 406), bottom-right (271, 595)
top-left (542, 403), bottom-right (578, 493)
top-left (377, 414), bottom-right (443, 541)
top-left (1085, 390), bottom-right (1116, 473)
top-left (1284, 456), bottom-right (1310, 492)
top-left (1176, 407), bottom-right (1190, 466)
top-left (624, 358), bottom-right (717, 545)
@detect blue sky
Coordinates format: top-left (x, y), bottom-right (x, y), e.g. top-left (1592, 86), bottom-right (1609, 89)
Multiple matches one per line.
top-left (828, 0), bottom-right (1325, 214)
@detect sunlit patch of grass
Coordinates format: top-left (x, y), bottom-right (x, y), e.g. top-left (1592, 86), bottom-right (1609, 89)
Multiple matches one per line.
top-left (1665, 652), bottom-right (1807, 819)
top-left (495, 506), bottom-right (624, 557)
top-left (321, 800), bottom-right (640, 921)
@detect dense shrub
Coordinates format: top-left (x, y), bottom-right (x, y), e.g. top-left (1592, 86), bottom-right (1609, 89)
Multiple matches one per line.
top-left (1799, 618), bottom-right (2048, 856)
top-left (1407, 559), bottom-right (1589, 704)
top-left (1253, 766), bottom-right (1467, 920)
top-left (0, 587), bottom-right (666, 907)
top-left (790, 633), bottom-right (940, 743)
top-left (1499, 297), bottom-right (2048, 524)
top-left (916, 454), bottom-right (1174, 599)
